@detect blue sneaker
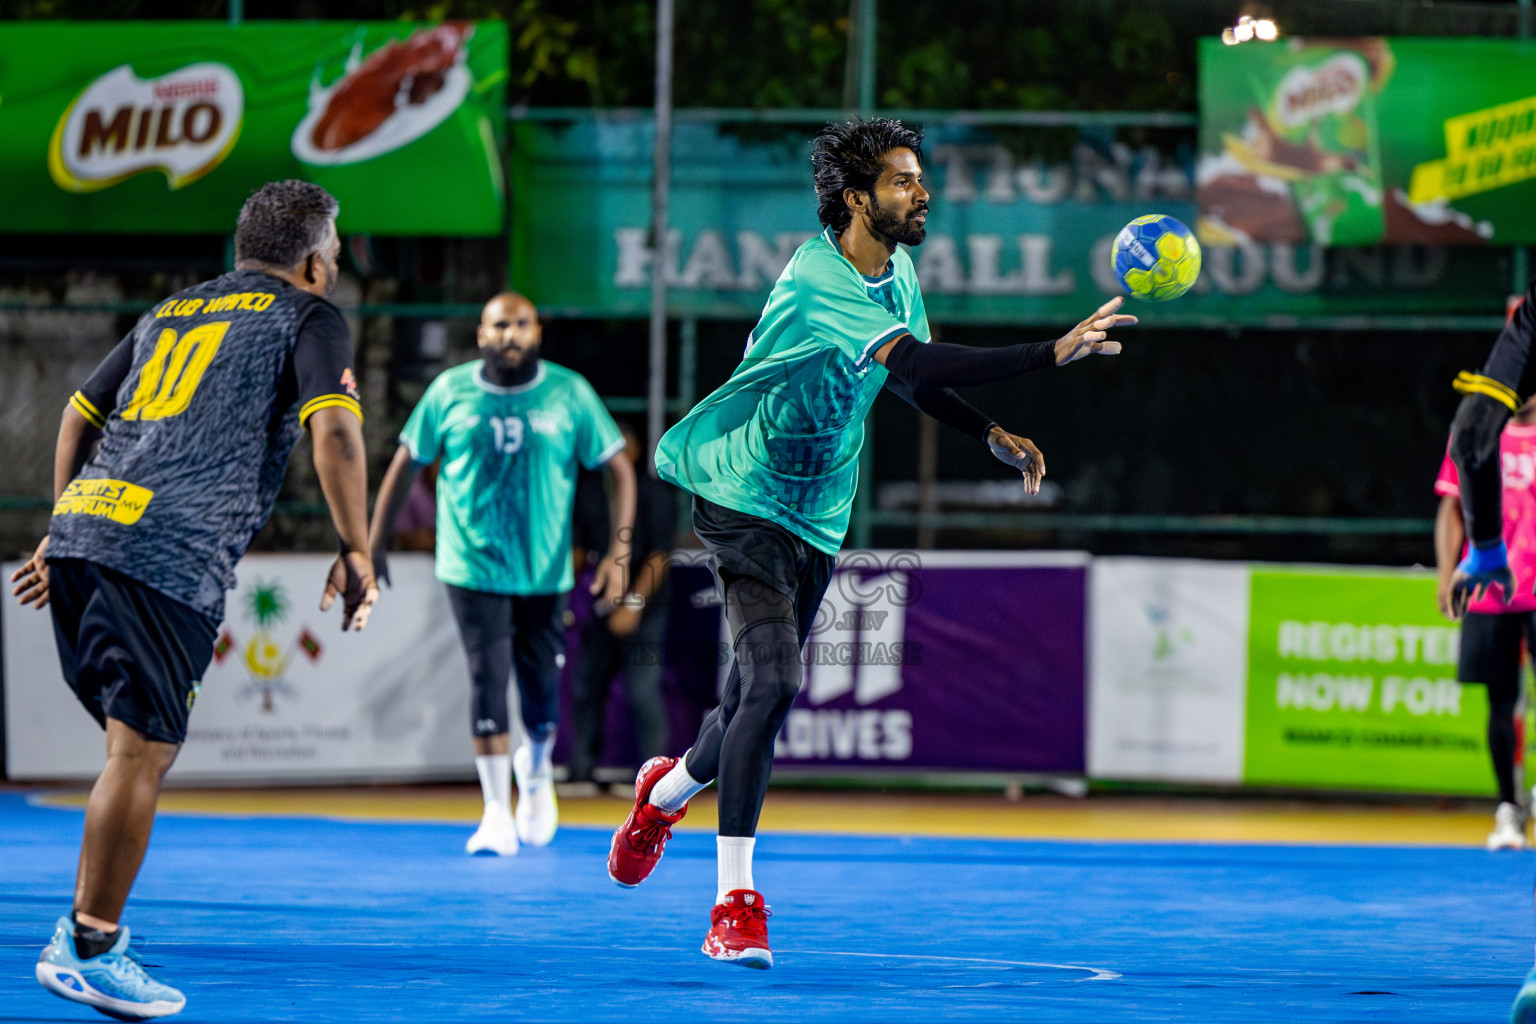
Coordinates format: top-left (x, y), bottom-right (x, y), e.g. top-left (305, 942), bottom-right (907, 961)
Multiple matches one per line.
top-left (35, 916), bottom-right (185, 1020)
top-left (1513, 964), bottom-right (1536, 1024)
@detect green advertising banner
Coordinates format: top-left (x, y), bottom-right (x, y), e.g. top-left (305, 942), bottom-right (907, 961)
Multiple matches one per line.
top-left (1244, 567), bottom-right (1491, 795)
top-left (1199, 37), bottom-right (1536, 245)
top-left (512, 116), bottom-right (1510, 325)
top-left (0, 22), bottom-right (506, 234)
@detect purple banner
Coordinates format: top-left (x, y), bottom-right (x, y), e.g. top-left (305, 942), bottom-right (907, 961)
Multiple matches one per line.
top-left (770, 559), bottom-right (1086, 773)
top-left (554, 556), bottom-right (1086, 776)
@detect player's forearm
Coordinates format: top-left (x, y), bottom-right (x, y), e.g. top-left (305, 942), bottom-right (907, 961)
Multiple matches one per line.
top-left (1434, 495), bottom-right (1466, 580)
top-left (877, 335), bottom-right (1055, 390)
top-left (603, 451), bottom-right (638, 577)
top-left (309, 408), bottom-right (371, 554)
top-left (1450, 393), bottom-right (1513, 546)
top-left (53, 405), bottom-right (101, 502)
top-left (368, 446), bottom-right (422, 552)
top-left (885, 379), bottom-right (995, 440)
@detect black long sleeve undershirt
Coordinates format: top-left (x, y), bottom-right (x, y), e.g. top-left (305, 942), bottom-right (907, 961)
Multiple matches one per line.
top-left (880, 334), bottom-right (1056, 391)
top-left (1452, 276), bottom-right (1536, 544)
top-left (884, 378), bottom-right (995, 441)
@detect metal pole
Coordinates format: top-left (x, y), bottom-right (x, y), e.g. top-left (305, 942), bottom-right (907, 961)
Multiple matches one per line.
top-left (857, 0), bottom-right (877, 114)
top-left (647, 0), bottom-right (674, 477)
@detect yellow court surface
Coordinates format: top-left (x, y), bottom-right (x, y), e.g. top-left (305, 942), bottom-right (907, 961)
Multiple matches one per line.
top-left (31, 786), bottom-right (1503, 847)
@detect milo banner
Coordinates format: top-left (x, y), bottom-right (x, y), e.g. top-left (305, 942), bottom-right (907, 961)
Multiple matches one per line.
top-left (1199, 37), bottom-right (1536, 245)
top-left (512, 116), bottom-right (1509, 326)
top-left (0, 22), bottom-right (507, 234)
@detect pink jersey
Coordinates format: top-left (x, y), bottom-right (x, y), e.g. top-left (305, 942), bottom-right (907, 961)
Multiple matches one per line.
top-left (1436, 422), bottom-right (1536, 614)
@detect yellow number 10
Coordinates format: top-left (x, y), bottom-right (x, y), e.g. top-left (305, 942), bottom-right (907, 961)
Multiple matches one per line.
top-left (121, 321), bottom-right (231, 421)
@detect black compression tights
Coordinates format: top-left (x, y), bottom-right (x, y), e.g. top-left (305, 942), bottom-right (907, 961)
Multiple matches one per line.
top-left (1490, 699), bottom-right (1519, 806)
top-left (682, 575), bottom-right (813, 837)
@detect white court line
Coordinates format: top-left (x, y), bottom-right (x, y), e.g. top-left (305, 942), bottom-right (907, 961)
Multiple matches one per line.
top-left (779, 950), bottom-right (1121, 981)
top-left (539, 944), bottom-right (1120, 981)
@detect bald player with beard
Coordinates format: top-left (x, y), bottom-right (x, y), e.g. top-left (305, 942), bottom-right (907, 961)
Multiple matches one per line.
top-left (370, 293), bottom-right (636, 855)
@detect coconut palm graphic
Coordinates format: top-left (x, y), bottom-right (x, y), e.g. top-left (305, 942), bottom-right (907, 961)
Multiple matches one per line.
top-left (213, 579), bottom-right (323, 712)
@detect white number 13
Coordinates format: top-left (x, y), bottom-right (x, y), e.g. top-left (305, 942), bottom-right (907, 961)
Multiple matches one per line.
top-left (489, 416), bottom-right (524, 454)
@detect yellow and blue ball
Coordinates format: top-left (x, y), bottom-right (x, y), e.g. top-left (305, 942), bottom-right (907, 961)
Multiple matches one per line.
top-left (1111, 214), bottom-right (1201, 301)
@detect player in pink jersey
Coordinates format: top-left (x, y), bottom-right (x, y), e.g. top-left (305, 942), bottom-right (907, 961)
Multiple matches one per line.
top-left (1435, 397), bottom-right (1536, 850)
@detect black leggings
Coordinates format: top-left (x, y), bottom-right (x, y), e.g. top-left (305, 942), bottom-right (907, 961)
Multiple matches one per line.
top-left (1457, 610), bottom-right (1535, 805)
top-left (680, 496), bottom-right (836, 836)
top-left (445, 586), bottom-right (565, 741)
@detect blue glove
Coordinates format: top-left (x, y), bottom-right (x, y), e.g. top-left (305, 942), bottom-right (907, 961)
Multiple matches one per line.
top-left (1451, 538), bottom-right (1515, 615)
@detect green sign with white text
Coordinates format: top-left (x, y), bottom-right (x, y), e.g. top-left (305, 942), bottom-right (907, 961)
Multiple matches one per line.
top-left (511, 117), bottom-right (1510, 326)
top-left (1244, 568), bottom-right (1490, 795)
top-left (0, 22), bottom-right (506, 234)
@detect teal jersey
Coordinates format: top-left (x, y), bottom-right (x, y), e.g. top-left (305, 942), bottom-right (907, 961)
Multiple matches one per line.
top-left (400, 359), bottom-right (624, 594)
top-left (655, 227), bottom-right (930, 554)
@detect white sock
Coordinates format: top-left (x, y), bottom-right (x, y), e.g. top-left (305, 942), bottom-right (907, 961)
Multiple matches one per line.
top-left (648, 754), bottom-right (708, 813)
top-left (716, 836), bottom-right (755, 903)
top-left (527, 732), bottom-right (555, 778)
top-left (475, 753), bottom-right (512, 811)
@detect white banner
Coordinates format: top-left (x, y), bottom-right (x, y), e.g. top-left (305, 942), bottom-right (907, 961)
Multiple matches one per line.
top-left (3, 553), bottom-right (478, 782)
top-left (1087, 557), bottom-right (1251, 784)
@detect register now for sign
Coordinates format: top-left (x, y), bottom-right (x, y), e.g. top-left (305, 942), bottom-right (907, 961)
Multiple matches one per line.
top-left (1271, 620), bottom-right (1464, 718)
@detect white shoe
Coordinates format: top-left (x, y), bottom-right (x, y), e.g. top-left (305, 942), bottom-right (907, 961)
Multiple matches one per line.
top-left (513, 746), bottom-right (559, 846)
top-left (1487, 801), bottom-right (1527, 851)
top-left (466, 801), bottom-right (519, 856)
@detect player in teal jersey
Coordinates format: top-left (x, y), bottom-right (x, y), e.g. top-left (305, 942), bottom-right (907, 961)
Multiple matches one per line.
top-left (370, 292), bottom-right (635, 855)
top-left (608, 119), bottom-right (1136, 967)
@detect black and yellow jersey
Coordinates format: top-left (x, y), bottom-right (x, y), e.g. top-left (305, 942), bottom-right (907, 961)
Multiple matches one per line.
top-left (47, 269), bottom-right (360, 619)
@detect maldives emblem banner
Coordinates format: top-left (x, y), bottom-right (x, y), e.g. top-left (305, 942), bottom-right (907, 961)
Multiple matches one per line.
top-left (0, 22), bottom-right (506, 235)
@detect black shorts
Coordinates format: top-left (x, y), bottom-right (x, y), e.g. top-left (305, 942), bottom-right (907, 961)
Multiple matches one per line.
top-left (691, 495), bottom-right (836, 606)
top-left (1457, 610), bottom-right (1536, 705)
top-left (47, 558), bottom-right (219, 745)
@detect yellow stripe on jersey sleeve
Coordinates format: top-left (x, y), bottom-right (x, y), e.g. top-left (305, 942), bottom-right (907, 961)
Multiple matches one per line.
top-left (69, 391), bottom-right (107, 428)
top-left (299, 394), bottom-right (363, 427)
top-left (1453, 371), bottom-right (1520, 411)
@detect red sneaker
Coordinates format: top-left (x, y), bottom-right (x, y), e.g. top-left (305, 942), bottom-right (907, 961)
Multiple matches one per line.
top-left (702, 889), bottom-right (773, 969)
top-left (607, 756), bottom-right (688, 887)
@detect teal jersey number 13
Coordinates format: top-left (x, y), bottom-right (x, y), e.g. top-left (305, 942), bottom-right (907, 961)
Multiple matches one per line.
top-left (400, 360), bottom-right (624, 594)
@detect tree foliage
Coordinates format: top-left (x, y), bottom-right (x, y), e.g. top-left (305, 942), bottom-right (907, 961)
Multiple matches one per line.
top-left (0, 0), bottom-right (1523, 110)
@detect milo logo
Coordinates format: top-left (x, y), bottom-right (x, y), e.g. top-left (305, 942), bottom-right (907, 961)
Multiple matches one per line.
top-left (1273, 53), bottom-right (1367, 130)
top-left (49, 62), bottom-right (244, 193)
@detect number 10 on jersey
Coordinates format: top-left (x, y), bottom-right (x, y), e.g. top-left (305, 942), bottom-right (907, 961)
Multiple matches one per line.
top-left (489, 415), bottom-right (524, 454)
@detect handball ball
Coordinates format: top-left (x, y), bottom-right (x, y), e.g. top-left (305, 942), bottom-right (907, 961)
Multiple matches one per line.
top-left (1112, 214), bottom-right (1201, 301)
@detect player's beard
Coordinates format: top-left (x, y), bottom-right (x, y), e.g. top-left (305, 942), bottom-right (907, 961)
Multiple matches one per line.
top-left (487, 341), bottom-right (540, 386)
top-left (868, 192), bottom-right (927, 246)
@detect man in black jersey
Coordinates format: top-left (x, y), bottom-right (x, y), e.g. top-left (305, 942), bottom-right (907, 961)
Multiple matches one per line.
top-left (1438, 278), bottom-right (1536, 1024)
top-left (9, 180), bottom-right (377, 1020)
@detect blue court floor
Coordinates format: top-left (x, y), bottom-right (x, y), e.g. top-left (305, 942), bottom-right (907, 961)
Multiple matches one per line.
top-left (0, 791), bottom-right (1530, 1022)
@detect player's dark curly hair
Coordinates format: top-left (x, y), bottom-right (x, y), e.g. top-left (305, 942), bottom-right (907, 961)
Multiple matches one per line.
top-left (811, 118), bottom-right (925, 232)
top-left (234, 180), bottom-right (340, 269)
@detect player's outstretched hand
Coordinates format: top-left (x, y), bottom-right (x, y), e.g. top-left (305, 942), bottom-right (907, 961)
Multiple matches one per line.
top-left (320, 550), bottom-right (379, 631)
top-left (1448, 540), bottom-right (1516, 618)
top-left (9, 535), bottom-right (50, 609)
top-left (1055, 296), bottom-right (1137, 366)
top-left (986, 427), bottom-right (1045, 495)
